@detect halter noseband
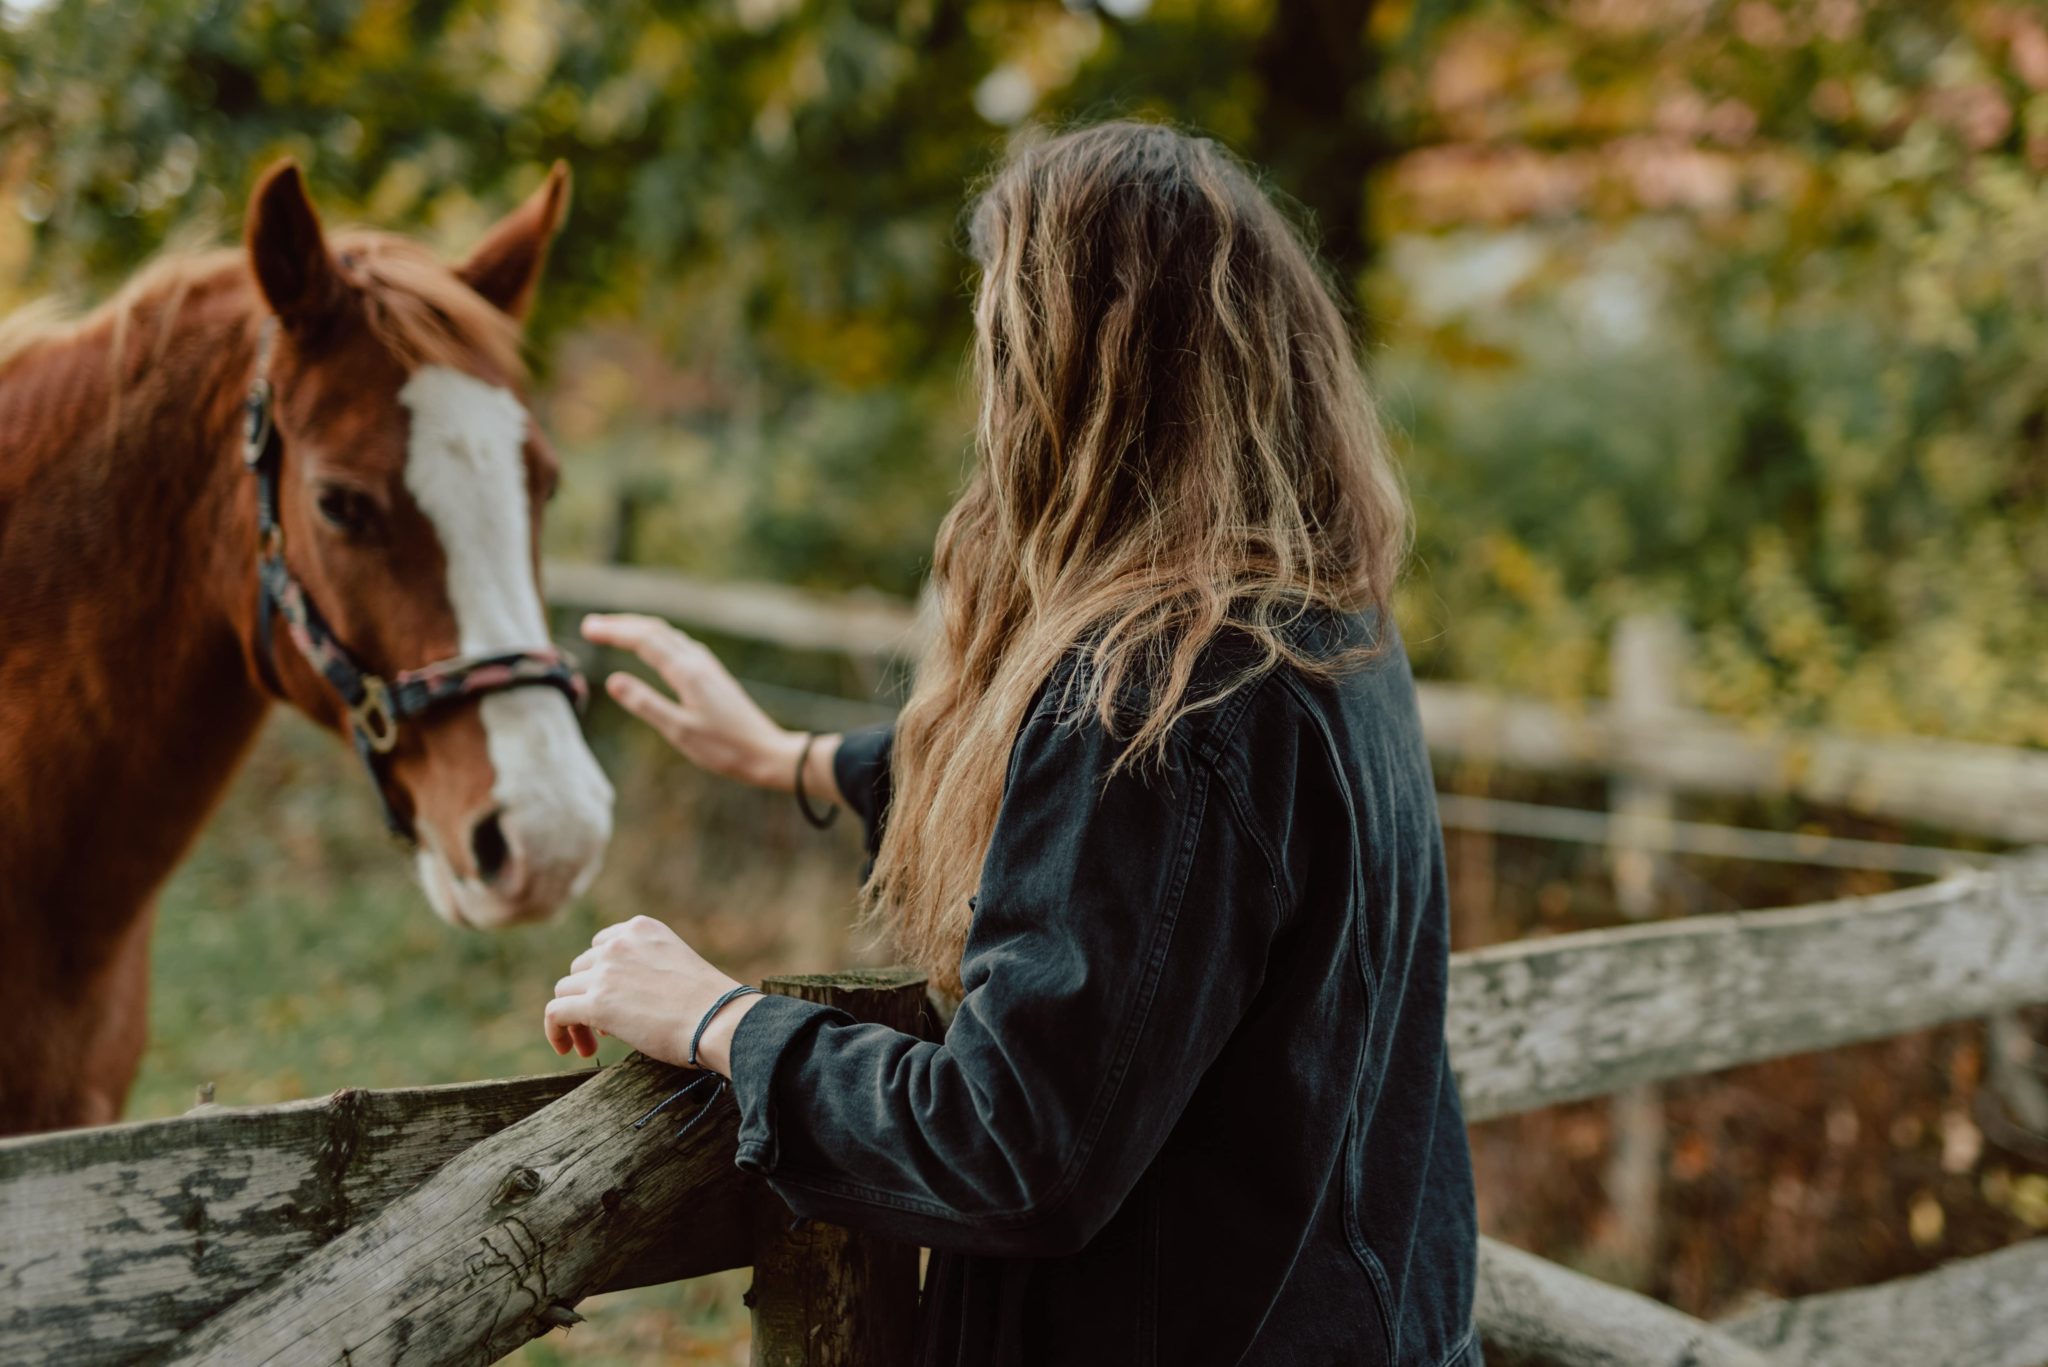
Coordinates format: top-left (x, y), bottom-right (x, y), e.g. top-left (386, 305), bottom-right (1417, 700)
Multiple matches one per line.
top-left (242, 321), bottom-right (588, 843)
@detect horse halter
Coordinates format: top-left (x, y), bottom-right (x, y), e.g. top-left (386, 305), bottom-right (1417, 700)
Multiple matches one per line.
top-left (242, 321), bottom-right (588, 843)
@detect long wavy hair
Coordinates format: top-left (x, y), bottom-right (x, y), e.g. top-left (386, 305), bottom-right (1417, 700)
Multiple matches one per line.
top-left (870, 122), bottom-right (1409, 995)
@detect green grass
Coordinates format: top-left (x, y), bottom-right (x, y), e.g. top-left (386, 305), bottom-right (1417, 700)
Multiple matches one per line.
top-left (139, 705), bottom-right (879, 1361)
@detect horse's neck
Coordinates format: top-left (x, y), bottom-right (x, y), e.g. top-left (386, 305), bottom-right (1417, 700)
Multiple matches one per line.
top-left (0, 270), bottom-right (260, 578)
top-left (0, 272), bottom-right (271, 943)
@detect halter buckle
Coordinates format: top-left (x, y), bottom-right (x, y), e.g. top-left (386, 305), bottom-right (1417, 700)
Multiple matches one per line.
top-left (352, 677), bottom-right (401, 755)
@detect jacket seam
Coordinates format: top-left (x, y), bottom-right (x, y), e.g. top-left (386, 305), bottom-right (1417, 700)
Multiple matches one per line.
top-left (1272, 670), bottom-right (1380, 1012)
top-left (1026, 653), bottom-right (1277, 766)
top-left (1433, 1326), bottom-right (1476, 1367)
top-left (1212, 768), bottom-right (1292, 910)
top-left (1336, 980), bottom-right (1401, 1365)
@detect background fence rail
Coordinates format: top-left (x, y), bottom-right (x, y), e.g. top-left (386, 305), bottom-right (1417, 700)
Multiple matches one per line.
top-left (545, 561), bottom-right (2048, 844)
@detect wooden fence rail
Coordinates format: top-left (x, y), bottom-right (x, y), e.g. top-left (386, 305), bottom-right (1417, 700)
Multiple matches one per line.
top-left (544, 560), bottom-right (2048, 844)
top-left (1451, 853), bottom-right (2048, 1121)
top-left (1478, 1231), bottom-right (2047, 1367)
top-left (545, 560), bottom-right (926, 662)
top-left (0, 975), bottom-right (922, 1367)
top-left (5, 855), bottom-right (2043, 1365)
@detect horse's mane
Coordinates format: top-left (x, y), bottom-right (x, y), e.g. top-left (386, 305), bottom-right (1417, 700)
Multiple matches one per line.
top-left (0, 298), bottom-right (74, 375)
top-left (0, 230), bottom-right (526, 388)
top-left (330, 230), bottom-right (528, 381)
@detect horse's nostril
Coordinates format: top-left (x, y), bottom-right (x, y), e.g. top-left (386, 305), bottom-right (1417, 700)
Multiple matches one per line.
top-left (470, 810), bottom-right (511, 885)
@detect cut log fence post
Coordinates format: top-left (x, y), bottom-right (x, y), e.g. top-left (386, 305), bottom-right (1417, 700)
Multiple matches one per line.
top-left (749, 969), bottom-right (930, 1367)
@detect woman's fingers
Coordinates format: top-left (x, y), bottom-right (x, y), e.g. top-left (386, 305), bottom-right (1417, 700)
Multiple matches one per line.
top-left (543, 996), bottom-right (581, 1054)
top-left (544, 916), bottom-right (726, 1068)
top-left (583, 614), bottom-right (707, 696)
top-left (589, 618), bottom-right (733, 737)
top-left (582, 613), bottom-right (800, 792)
top-left (607, 673), bottom-right (696, 747)
top-left (544, 993), bottom-right (605, 1059)
top-left (582, 612), bottom-right (689, 654)
top-left (547, 964), bottom-right (600, 1043)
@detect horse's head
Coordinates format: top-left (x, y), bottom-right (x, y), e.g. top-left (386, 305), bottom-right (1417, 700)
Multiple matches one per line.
top-left (239, 160), bottom-right (612, 929)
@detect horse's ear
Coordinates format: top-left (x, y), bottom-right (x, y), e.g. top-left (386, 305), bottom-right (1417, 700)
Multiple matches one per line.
top-left (457, 162), bottom-right (571, 323)
top-left (245, 160), bottom-right (342, 327)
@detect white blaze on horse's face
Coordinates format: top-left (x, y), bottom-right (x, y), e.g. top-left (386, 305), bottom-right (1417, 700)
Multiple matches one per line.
top-left (399, 365), bottom-right (614, 928)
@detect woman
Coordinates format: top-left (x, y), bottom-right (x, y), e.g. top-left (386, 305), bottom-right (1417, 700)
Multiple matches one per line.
top-left (548, 122), bottom-right (1481, 1366)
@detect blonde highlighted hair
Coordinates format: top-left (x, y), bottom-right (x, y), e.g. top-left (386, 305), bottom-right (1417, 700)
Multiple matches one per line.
top-left (870, 122), bottom-right (1410, 994)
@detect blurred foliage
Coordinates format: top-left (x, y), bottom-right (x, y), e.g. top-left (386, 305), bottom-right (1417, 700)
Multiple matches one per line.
top-left (1371, 0), bottom-right (2048, 744)
top-left (4, 0), bottom-right (2042, 744)
top-left (0, 0), bottom-right (1391, 601)
top-left (5, 0), bottom-right (2036, 737)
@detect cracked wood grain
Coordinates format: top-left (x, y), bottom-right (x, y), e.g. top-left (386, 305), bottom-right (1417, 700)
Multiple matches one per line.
top-left (0, 1071), bottom-right (751, 1367)
top-left (1718, 1236), bottom-right (2048, 1367)
top-left (1, 1074), bottom-right (573, 1365)
top-left (1453, 854), bottom-right (2048, 1122)
top-left (147, 1051), bottom-right (752, 1366)
top-left (1476, 1237), bottom-right (1773, 1367)
top-left (1475, 1234), bottom-right (2048, 1367)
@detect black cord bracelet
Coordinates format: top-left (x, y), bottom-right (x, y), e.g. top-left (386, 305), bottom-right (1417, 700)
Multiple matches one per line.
top-left (689, 984), bottom-right (764, 1068)
top-left (632, 984), bottom-right (764, 1144)
top-left (794, 730), bottom-right (839, 829)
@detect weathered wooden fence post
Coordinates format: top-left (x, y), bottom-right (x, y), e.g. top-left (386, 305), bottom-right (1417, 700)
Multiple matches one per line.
top-left (1599, 612), bottom-right (1685, 1285)
top-left (749, 968), bottom-right (930, 1367)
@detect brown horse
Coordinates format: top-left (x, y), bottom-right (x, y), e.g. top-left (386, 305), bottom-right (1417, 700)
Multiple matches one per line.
top-left (0, 162), bottom-right (614, 1135)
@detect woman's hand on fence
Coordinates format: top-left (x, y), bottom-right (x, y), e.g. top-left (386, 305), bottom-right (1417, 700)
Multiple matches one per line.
top-left (544, 914), bottom-right (764, 1074)
top-left (581, 612), bottom-right (805, 790)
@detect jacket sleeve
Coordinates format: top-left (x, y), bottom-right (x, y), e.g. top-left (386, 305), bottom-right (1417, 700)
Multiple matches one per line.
top-left (727, 699), bottom-right (1284, 1256)
top-left (829, 722), bottom-right (894, 862)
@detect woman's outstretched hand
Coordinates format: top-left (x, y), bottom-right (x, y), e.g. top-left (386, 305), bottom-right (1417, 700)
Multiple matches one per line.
top-left (582, 612), bottom-right (839, 797)
top-left (544, 915), bottom-right (764, 1075)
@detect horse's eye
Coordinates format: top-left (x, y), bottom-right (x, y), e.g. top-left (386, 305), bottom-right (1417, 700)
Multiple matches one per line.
top-left (315, 486), bottom-right (380, 538)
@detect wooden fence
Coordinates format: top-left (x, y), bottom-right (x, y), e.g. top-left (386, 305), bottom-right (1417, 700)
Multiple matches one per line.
top-left (4, 859), bottom-right (2042, 1365)
top-left (3, 562), bottom-right (2044, 1364)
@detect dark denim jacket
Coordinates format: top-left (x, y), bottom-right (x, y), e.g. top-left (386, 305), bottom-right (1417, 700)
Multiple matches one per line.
top-left (728, 619), bottom-right (1481, 1366)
